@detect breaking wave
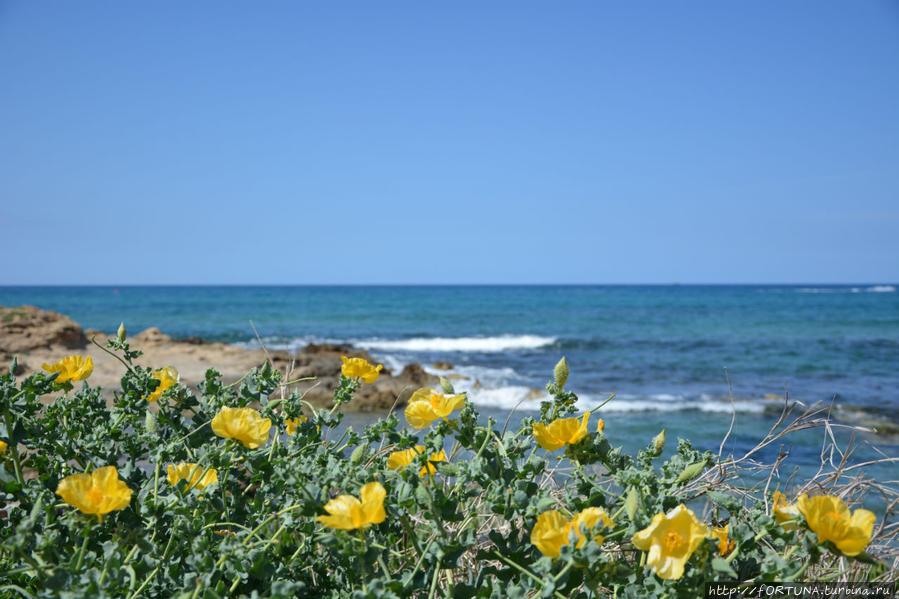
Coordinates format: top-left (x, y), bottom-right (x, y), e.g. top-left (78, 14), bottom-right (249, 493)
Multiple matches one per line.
top-left (353, 335), bottom-right (557, 353)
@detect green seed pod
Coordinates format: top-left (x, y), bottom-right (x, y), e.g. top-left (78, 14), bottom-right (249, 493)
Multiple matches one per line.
top-left (553, 357), bottom-right (569, 389)
top-left (439, 376), bottom-right (455, 395)
top-left (144, 410), bottom-right (158, 433)
top-left (350, 442), bottom-right (368, 465)
top-left (624, 486), bottom-right (639, 522)
top-left (117, 322), bottom-right (127, 342)
top-left (677, 460), bottom-right (706, 484)
top-left (651, 429), bottom-right (666, 456)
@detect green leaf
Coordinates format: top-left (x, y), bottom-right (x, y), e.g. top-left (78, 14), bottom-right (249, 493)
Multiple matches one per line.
top-left (711, 557), bottom-right (738, 578)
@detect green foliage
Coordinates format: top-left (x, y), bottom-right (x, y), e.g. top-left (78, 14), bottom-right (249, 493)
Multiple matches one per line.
top-left (0, 339), bottom-right (891, 598)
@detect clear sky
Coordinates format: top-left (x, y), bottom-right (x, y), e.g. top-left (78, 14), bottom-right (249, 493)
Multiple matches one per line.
top-left (1, 1), bottom-right (897, 285)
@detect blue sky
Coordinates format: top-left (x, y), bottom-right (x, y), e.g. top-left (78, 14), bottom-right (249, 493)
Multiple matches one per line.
top-left (1, 1), bottom-right (897, 284)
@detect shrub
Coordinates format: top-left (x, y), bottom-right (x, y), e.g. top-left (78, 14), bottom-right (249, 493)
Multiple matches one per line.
top-left (0, 335), bottom-right (895, 598)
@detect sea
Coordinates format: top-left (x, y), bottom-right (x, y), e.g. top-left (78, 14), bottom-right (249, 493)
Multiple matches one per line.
top-left (2, 284), bottom-right (897, 487)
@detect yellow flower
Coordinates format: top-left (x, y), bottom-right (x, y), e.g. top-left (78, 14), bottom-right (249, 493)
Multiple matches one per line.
top-left (569, 507), bottom-right (613, 548)
top-left (772, 490), bottom-right (801, 529)
top-left (55, 465), bottom-right (132, 522)
top-left (211, 406), bottom-right (272, 449)
top-left (532, 412), bottom-right (591, 451)
top-left (532, 510), bottom-right (568, 558)
top-left (42, 355), bottom-right (93, 383)
top-left (146, 366), bottom-right (178, 402)
top-left (341, 356), bottom-right (383, 383)
top-left (386, 445), bottom-right (425, 471)
top-left (710, 524), bottom-right (735, 556)
top-left (0, 440), bottom-right (7, 452)
top-left (632, 504), bottom-right (709, 580)
top-left (166, 463), bottom-right (218, 491)
top-left (796, 494), bottom-right (874, 556)
top-left (385, 446), bottom-right (448, 477)
top-left (419, 449), bottom-right (447, 477)
top-left (317, 482), bottom-right (386, 531)
top-left (403, 388), bottom-right (466, 429)
top-left (285, 415), bottom-right (308, 435)
top-left (596, 418), bottom-right (605, 433)
top-left (531, 507), bottom-right (613, 558)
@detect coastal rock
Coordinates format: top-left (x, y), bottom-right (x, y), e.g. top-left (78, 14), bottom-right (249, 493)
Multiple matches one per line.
top-left (83, 329), bottom-right (110, 341)
top-left (304, 343), bottom-right (355, 354)
top-left (0, 305), bottom-right (85, 352)
top-left (400, 363), bottom-right (438, 385)
top-left (133, 327), bottom-right (173, 345)
top-left (2, 305), bottom-right (435, 413)
top-left (432, 361), bottom-right (453, 370)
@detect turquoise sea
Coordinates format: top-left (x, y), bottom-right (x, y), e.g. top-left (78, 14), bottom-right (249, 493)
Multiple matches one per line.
top-left (2, 284), bottom-right (897, 483)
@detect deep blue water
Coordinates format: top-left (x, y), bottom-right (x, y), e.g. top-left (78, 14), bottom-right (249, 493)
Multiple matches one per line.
top-left (2, 284), bottom-right (897, 483)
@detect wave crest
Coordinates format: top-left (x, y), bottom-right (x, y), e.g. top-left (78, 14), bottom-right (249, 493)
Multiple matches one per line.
top-left (354, 335), bottom-right (557, 353)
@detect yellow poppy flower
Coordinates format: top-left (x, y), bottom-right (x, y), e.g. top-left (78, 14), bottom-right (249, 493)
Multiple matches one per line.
top-left (55, 465), bottom-right (132, 522)
top-left (772, 490), bottom-right (801, 530)
top-left (710, 524), bottom-right (735, 556)
top-left (42, 355), bottom-right (93, 383)
top-left (532, 412), bottom-right (591, 451)
top-left (386, 445), bottom-right (425, 471)
top-left (596, 418), bottom-right (605, 433)
top-left (341, 356), bottom-right (383, 383)
top-left (632, 504), bottom-right (709, 580)
top-left (285, 415), bottom-right (308, 435)
top-left (531, 510), bottom-right (570, 558)
top-left (796, 494), bottom-right (875, 556)
top-left (0, 440), bottom-right (7, 452)
top-left (146, 366), bottom-right (178, 402)
top-left (403, 388), bottom-right (466, 429)
top-left (531, 507), bottom-right (613, 558)
top-left (211, 406), bottom-right (272, 449)
top-left (317, 482), bottom-right (386, 531)
top-left (419, 449), bottom-right (447, 477)
top-left (166, 463), bottom-right (218, 491)
top-left (569, 507), bottom-right (613, 548)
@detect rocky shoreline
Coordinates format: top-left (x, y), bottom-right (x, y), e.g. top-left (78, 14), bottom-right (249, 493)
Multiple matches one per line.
top-left (0, 305), bottom-right (437, 411)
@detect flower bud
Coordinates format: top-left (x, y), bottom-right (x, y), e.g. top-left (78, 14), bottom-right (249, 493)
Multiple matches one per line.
top-left (651, 429), bottom-right (666, 456)
top-left (553, 357), bottom-right (569, 390)
top-left (117, 322), bottom-right (127, 342)
top-left (439, 376), bottom-right (455, 394)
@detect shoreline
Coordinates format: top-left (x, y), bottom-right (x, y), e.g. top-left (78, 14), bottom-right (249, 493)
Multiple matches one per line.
top-left (2, 304), bottom-right (898, 438)
top-left (0, 305), bottom-right (438, 411)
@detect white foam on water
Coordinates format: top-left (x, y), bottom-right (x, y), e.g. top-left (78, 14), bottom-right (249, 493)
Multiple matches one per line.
top-left (463, 388), bottom-right (768, 414)
top-left (426, 364), bottom-right (521, 388)
top-left (466, 386), bottom-right (544, 410)
top-left (796, 285), bottom-right (895, 294)
top-left (353, 335), bottom-right (557, 353)
top-left (233, 335), bottom-right (332, 352)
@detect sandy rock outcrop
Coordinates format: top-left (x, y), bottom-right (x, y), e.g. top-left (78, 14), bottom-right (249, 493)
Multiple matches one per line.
top-left (1, 305), bottom-right (437, 411)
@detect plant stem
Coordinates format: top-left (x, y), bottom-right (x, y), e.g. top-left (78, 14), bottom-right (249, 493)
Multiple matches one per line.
top-left (2, 407), bottom-right (26, 488)
top-left (427, 556), bottom-right (443, 599)
top-left (90, 336), bottom-right (134, 374)
top-left (73, 521), bottom-right (92, 571)
top-left (128, 530), bottom-right (177, 599)
top-left (488, 552), bottom-right (567, 599)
